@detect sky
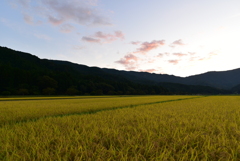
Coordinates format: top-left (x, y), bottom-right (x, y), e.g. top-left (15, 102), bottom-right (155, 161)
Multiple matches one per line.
top-left (1, 0), bottom-right (240, 77)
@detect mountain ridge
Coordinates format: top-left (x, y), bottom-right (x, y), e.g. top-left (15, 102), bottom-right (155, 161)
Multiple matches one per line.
top-left (0, 46), bottom-right (238, 95)
top-left (102, 66), bottom-right (240, 90)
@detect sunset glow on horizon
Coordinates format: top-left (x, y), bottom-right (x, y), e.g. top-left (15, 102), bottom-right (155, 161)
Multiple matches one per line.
top-left (1, 0), bottom-right (240, 77)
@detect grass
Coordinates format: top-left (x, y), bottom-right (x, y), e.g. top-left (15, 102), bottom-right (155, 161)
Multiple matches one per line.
top-left (1, 95), bottom-right (240, 160)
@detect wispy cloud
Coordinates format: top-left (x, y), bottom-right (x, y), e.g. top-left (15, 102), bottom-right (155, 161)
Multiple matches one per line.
top-left (130, 41), bottom-right (141, 45)
top-left (135, 40), bottom-right (165, 54)
top-left (23, 14), bottom-right (34, 24)
top-left (157, 53), bottom-right (164, 58)
top-left (140, 69), bottom-right (157, 73)
top-left (157, 52), bottom-right (194, 58)
top-left (48, 16), bottom-right (64, 26)
top-left (188, 52), bottom-right (196, 55)
top-left (168, 60), bottom-right (180, 65)
top-left (60, 24), bottom-right (75, 33)
top-left (83, 31), bottom-right (124, 43)
top-left (22, 13), bottom-right (43, 25)
top-left (166, 51), bottom-right (217, 65)
top-left (43, 0), bottom-right (111, 26)
top-left (189, 51), bottom-right (218, 62)
top-left (169, 39), bottom-right (186, 48)
top-left (82, 36), bottom-right (101, 43)
top-left (173, 52), bottom-right (188, 57)
top-left (94, 31), bottom-right (124, 41)
top-left (114, 31), bottom-right (125, 39)
top-left (12, 0), bottom-right (112, 30)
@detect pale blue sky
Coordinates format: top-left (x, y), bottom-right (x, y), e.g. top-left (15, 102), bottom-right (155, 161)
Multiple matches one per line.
top-left (1, 0), bottom-right (240, 77)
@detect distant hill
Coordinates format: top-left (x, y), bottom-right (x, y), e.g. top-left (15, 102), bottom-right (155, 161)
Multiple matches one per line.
top-left (0, 46), bottom-right (233, 95)
top-left (102, 67), bottom-right (240, 90)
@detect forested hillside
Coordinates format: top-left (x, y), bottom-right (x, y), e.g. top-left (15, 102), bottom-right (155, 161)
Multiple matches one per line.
top-left (0, 46), bottom-right (230, 95)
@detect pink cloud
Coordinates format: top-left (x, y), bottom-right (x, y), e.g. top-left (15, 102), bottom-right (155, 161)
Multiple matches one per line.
top-left (170, 39), bottom-right (185, 48)
top-left (95, 31), bottom-right (109, 39)
top-left (116, 54), bottom-right (138, 64)
top-left (136, 40), bottom-right (165, 54)
top-left (173, 53), bottom-right (188, 57)
top-left (157, 53), bottom-right (164, 57)
top-left (43, 0), bottom-right (111, 26)
top-left (168, 60), bottom-right (179, 65)
top-left (157, 52), bottom-right (194, 59)
top-left (130, 41), bottom-right (141, 45)
top-left (147, 59), bottom-right (155, 63)
top-left (189, 51), bottom-right (218, 62)
top-left (114, 31), bottom-right (125, 39)
top-left (23, 14), bottom-right (34, 24)
top-left (23, 14), bottom-right (42, 25)
top-left (83, 31), bottom-right (124, 43)
top-left (198, 58), bottom-right (206, 61)
top-left (95, 31), bottom-right (124, 41)
top-left (115, 54), bottom-right (139, 70)
top-left (140, 69), bottom-right (157, 73)
top-left (202, 51), bottom-right (218, 60)
top-left (82, 36), bottom-right (100, 43)
top-left (48, 16), bottom-right (64, 26)
top-left (14, 0), bottom-right (112, 28)
top-left (157, 52), bottom-right (170, 57)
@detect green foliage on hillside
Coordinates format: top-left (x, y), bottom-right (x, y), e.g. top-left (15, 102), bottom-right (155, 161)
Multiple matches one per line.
top-left (0, 46), bottom-right (231, 95)
top-left (0, 47), bottom-right (169, 95)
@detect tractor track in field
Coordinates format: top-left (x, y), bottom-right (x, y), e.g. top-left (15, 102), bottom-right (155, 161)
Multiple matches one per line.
top-left (0, 96), bottom-right (119, 102)
top-left (0, 96), bottom-right (208, 127)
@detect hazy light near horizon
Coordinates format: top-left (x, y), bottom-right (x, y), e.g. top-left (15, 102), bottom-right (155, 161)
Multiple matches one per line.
top-left (1, 0), bottom-right (240, 77)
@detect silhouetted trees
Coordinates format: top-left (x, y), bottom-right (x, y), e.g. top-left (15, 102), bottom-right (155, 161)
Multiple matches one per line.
top-left (0, 46), bottom-right (231, 96)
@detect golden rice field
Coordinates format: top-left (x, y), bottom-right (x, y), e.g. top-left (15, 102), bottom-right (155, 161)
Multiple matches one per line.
top-left (1, 95), bottom-right (240, 160)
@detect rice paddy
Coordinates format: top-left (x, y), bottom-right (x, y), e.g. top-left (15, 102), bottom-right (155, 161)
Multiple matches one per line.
top-left (1, 95), bottom-right (240, 160)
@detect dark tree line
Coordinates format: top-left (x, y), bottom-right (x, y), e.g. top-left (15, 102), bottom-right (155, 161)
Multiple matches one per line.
top-left (0, 46), bottom-right (231, 96)
top-left (0, 47), bottom-right (169, 95)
